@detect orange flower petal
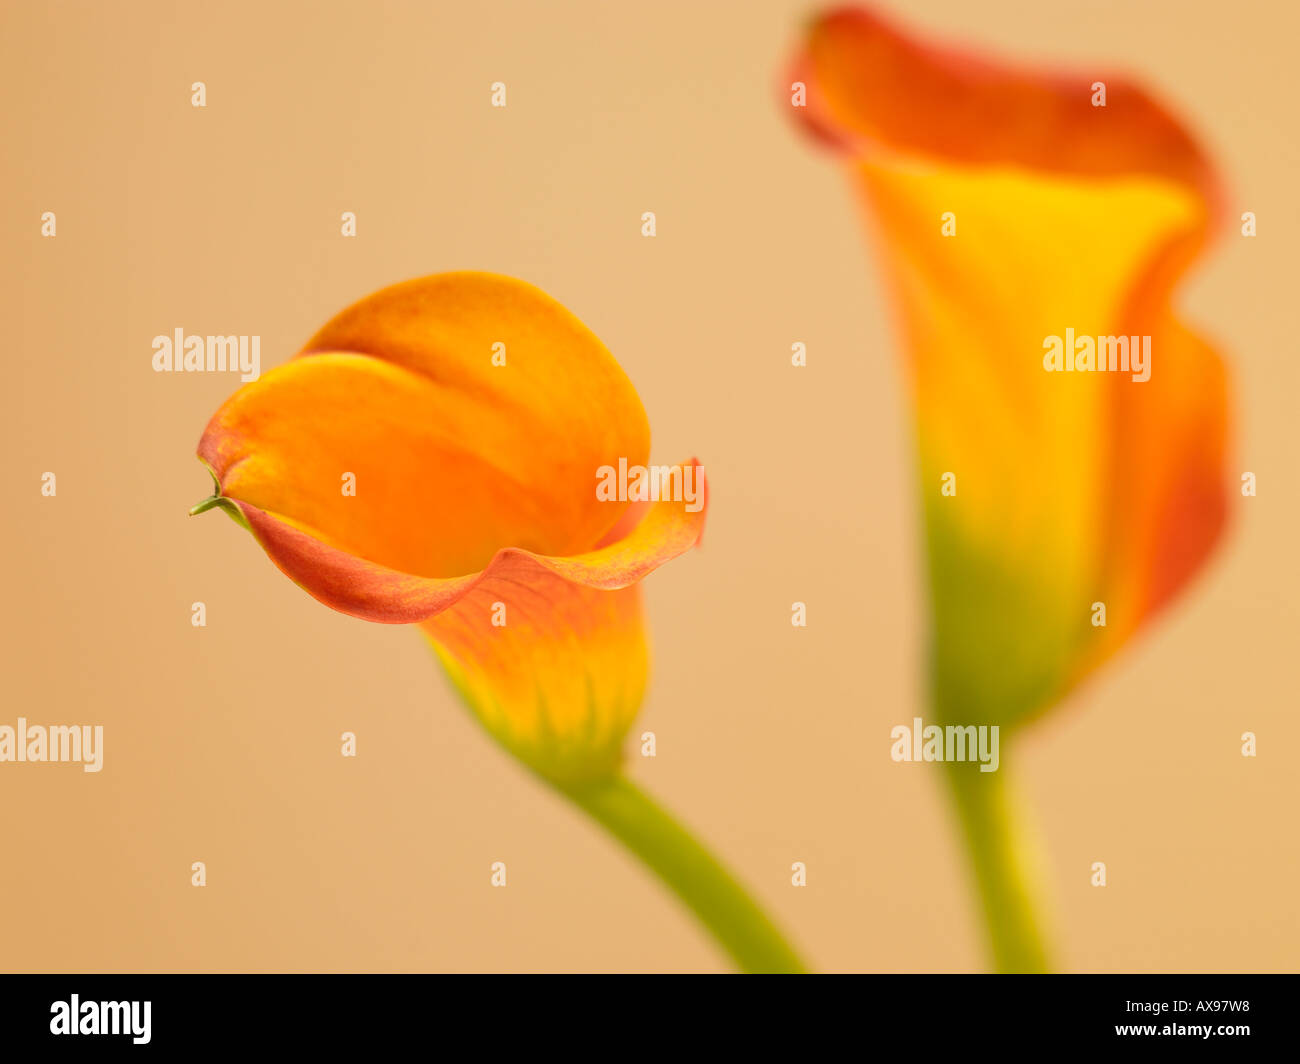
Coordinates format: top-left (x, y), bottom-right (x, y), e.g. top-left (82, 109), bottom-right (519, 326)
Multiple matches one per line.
top-left (200, 272), bottom-right (650, 579)
top-left (225, 462), bottom-right (706, 625)
top-left (197, 271), bottom-right (706, 780)
top-left (229, 468), bottom-right (703, 783)
top-left (793, 7), bottom-right (1218, 207)
top-left (790, 8), bottom-right (1229, 728)
top-left (422, 579), bottom-right (648, 784)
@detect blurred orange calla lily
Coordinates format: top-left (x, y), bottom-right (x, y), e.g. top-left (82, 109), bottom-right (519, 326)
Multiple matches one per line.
top-left (786, 5), bottom-right (1231, 972)
top-left (195, 271), bottom-right (706, 784)
top-left (790, 7), bottom-right (1229, 731)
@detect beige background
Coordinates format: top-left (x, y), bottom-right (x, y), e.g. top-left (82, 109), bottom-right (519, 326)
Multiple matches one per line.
top-left (1, 0), bottom-right (1295, 972)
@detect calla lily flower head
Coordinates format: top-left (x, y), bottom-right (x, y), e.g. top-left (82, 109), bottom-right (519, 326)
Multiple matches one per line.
top-left (195, 272), bottom-right (706, 785)
top-left (789, 7), bottom-right (1230, 730)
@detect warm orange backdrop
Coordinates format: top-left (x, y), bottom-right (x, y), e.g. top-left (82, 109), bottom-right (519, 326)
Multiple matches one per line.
top-left (1, 0), bottom-right (1295, 972)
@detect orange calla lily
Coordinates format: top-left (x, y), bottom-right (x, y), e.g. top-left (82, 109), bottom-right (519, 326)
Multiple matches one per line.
top-left (786, 6), bottom-right (1231, 971)
top-left (195, 271), bottom-right (704, 784)
top-left (193, 271), bottom-right (803, 972)
top-left (790, 7), bottom-right (1229, 731)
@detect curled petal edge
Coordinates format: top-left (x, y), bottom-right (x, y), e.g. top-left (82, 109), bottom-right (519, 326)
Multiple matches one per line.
top-left (226, 459), bottom-right (708, 624)
top-left (788, 5), bottom-right (1224, 223)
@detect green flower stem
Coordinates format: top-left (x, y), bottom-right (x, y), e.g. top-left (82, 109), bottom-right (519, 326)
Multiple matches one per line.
top-left (943, 759), bottom-right (1054, 973)
top-left (565, 775), bottom-right (807, 973)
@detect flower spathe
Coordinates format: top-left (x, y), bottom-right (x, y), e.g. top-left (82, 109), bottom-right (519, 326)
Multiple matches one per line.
top-left (789, 7), bottom-right (1230, 730)
top-left (197, 272), bottom-right (707, 784)
top-left (192, 275), bottom-right (802, 975)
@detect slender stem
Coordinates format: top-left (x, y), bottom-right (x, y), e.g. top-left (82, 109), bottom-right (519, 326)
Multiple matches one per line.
top-left (942, 760), bottom-right (1054, 973)
top-left (565, 775), bottom-right (807, 973)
